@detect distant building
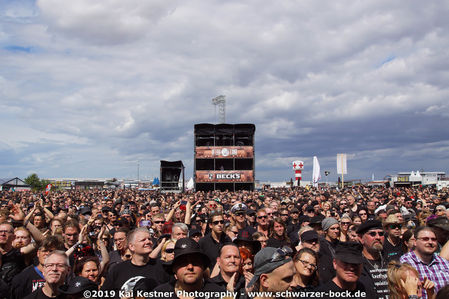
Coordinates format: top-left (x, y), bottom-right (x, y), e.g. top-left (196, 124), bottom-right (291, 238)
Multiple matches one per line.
top-left (0, 177), bottom-right (31, 191)
top-left (389, 171), bottom-right (446, 187)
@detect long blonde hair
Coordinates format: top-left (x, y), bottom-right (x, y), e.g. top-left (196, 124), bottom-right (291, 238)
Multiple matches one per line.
top-left (388, 261), bottom-right (420, 299)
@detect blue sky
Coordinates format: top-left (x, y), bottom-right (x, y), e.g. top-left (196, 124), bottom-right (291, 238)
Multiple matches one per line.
top-left (1, 0), bottom-right (449, 183)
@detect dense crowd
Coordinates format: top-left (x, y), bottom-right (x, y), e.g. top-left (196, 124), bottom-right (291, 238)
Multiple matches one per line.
top-left (1, 185), bottom-right (449, 299)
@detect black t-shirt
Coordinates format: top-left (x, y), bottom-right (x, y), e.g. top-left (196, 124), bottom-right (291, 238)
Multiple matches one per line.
top-left (359, 257), bottom-right (389, 299)
top-left (24, 288), bottom-right (66, 299)
top-left (238, 225), bottom-right (256, 237)
top-left (0, 248), bottom-right (26, 285)
top-left (11, 265), bottom-right (46, 299)
top-left (101, 259), bottom-right (158, 297)
top-left (198, 233), bottom-right (231, 270)
top-left (154, 280), bottom-right (223, 299)
top-left (383, 235), bottom-right (404, 263)
top-left (314, 279), bottom-right (375, 299)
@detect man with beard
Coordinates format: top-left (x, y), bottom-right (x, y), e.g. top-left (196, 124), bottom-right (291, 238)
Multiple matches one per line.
top-left (101, 227), bottom-right (158, 296)
top-left (357, 220), bottom-right (389, 299)
top-left (154, 238), bottom-right (219, 298)
top-left (400, 226), bottom-right (449, 299)
top-left (315, 242), bottom-right (375, 299)
top-left (24, 250), bottom-right (69, 299)
top-left (11, 236), bottom-right (65, 299)
top-left (382, 215), bottom-right (404, 262)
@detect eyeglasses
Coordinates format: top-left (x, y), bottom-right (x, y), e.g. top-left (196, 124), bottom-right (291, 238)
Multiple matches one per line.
top-left (165, 248), bottom-right (175, 253)
top-left (44, 263), bottom-right (68, 269)
top-left (417, 237), bottom-right (437, 242)
top-left (367, 231), bottom-right (384, 237)
top-left (212, 220), bottom-right (224, 225)
top-left (299, 259), bottom-right (317, 270)
top-left (0, 230), bottom-right (13, 235)
top-left (389, 224), bottom-right (402, 230)
top-left (257, 216), bottom-right (267, 219)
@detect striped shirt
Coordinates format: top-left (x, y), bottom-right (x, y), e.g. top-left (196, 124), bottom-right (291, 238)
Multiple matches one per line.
top-left (400, 251), bottom-right (449, 299)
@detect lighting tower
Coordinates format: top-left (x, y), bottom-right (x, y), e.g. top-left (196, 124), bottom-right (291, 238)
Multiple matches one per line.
top-left (212, 95), bottom-right (226, 123)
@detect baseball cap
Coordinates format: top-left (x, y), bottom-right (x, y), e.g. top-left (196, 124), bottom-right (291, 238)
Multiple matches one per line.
top-left (247, 246), bottom-right (292, 288)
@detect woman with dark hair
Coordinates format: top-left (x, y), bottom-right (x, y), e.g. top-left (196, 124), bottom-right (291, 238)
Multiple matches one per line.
top-left (402, 229), bottom-right (415, 253)
top-left (266, 218), bottom-right (291, 248)
top-left (292, 248), bottom-right (319, 291)
top-left (74, 256), bottom-right (101, 287)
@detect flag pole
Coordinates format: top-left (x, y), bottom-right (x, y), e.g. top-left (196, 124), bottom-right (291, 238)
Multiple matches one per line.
top-left (341, 154), bottom-right (344, 189)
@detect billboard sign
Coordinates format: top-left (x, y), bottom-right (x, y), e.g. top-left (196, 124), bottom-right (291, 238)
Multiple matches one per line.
top-left (195, 146), bottom-right (254, 159)
top-left (195, 170), bottom-right (254, 183)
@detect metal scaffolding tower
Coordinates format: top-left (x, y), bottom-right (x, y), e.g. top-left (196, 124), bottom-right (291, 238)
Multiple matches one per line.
top-left (212, 95), bottom-right (226, 123)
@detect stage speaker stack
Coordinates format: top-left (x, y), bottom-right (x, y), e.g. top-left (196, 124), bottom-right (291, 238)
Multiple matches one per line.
top-left (160, 160), bottom-right (185, 192)
top-left (194, 123), bottom-right (255, 192)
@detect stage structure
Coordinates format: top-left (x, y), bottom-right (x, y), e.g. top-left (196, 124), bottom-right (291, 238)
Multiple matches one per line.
top-left (160, 160), bottom-right (185, 193)
top-left (194, 123), bottom-right (255, 192)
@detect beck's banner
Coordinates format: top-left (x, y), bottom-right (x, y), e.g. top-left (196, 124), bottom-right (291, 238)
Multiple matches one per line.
top-left (195, 170), bottom-right (254, 182)
top-left (195, 146), bottom-right (254, 158)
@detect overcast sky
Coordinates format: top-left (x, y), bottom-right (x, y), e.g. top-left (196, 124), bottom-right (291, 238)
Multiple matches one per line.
top-left (1, 0), bottom-right (449, 183)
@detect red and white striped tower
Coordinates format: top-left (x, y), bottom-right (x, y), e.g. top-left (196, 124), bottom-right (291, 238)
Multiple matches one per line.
top-left (292, 160), bottom-right (304, 186)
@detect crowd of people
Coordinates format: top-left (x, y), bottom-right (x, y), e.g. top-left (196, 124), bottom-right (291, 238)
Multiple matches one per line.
top-left (1, 185), bottom-right (449, 298)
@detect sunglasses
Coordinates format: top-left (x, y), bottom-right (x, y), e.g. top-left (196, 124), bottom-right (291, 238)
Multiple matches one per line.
top-left (359, 212), bottom-right (367, 216)
top-left (260, 246), bottom-right (292, 266)
top-left (235, 212), bottom-right (246, 216)
top-left (165, 248), bottom-right (175, 253)
top-left (154, 221), bottom-right (164, 224)
top-left (212, 220), bottom-right (224, 225)
top-left (341, 222), bottom-right (351, 225)
top-left (389, 224), bottom-right (402, 230)
top-left (124, 254), bottom-right (132, 259)
top-left (281, 214), bottom-right (289, 216)
top-left (417, 237), bottom-right (437, 242)
top-left (257, 216), bottom-right (267, 219)
top-left (367, 231), bottom-right (385, 237)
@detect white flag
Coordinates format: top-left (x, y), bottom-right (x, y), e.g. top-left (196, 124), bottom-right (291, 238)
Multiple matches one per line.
top-left (336, 153), bottom-right (347, 174)
top-left (312, 156), bottom-right (321, 187)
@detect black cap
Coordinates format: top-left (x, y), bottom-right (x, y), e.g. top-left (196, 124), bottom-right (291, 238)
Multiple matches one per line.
top-left (247, 209), bottom-right (256, 216)
top-left (58, 276), bottom-right (97, 295)
top-left (301, 230), bottom-right (319, 242)
top-left (171, 238), bottom-right (209, 270)
top-left (356, 220), bottom-right (383, 235)
top-left (78, 207), bottom-right (92, 216)
top-left (334, 242), bottom-right (364, 264)
top-left (309, 215), bottom-right (324, 225)
top-left (189, 228), bottom-right (202, 237)
top-left (233, 230), bottom-right (261, 254)
top-left (428, 216), bottom-right (449, 231)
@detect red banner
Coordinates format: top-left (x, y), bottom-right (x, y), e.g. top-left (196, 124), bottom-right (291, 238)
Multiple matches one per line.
top-left (195, 146), bottom-right (254, 159)
top-left (195, 170), bottom-right (254, 183)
